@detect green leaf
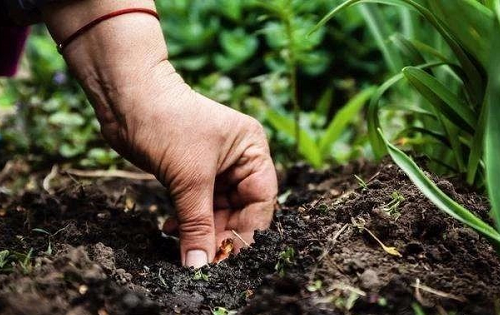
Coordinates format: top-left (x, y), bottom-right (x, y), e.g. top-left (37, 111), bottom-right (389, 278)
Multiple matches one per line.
top-left (402, 67), bottom-right (477, 133)
top-left (367, 62), bottom-right (444, 159)
top-left (485, 1), bottom-right (500, 231)
top-left (390, 34), bottom-right (425, 65)
top-left (429, 0), bottom-right (493, 68)
top-left (319, 87), bottom-right (375, 155)
top-left (32, 228), bottom-right (51, 235)
top-left (379, 129), bottom-right (500, 246)
top-left (358, 4), bottom-right (403, 73)
top-left (466, 98), bottom-right (488, 185)
top-left (311, 0), bottom-right (484, 104)
top-left (265, 109), bottom-right (322, 168)
top-left (314, 87), bottom-right (334, 118)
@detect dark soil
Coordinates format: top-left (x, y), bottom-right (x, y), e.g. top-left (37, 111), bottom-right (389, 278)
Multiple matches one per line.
top-left (1, 160), bottom-right (499, 315)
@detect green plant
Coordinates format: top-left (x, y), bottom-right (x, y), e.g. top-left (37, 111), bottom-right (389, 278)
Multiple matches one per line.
top-left (0, 250), bottom-right (10, 269)
top-left (354, 174), bottom-right (368, 190)
top-left (275, 247), bottom-right (296, 277)
top-left (306, 279), bottom-right (323, 292)
top-left (193, 269), bottom-right (210, 281)
top-left (212, 307), bottom-right (237, 315)
top-left (382, 191), bottom-right (404, 219)
top-left (264, 87), bottom-right (375, 167)
top-left (316, 0), bottom-right (500, 248)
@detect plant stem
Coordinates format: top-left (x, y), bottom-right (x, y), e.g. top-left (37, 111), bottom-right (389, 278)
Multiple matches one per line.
top-left (283, 10), bottom-right (301, 155)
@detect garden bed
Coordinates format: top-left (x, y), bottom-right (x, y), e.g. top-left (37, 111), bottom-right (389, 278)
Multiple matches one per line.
top-left (0, 160), bottom-right (499, 315)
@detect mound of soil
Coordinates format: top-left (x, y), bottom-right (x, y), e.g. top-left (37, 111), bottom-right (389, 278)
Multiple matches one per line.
top-left (0, 161), bottom-right (499, 315)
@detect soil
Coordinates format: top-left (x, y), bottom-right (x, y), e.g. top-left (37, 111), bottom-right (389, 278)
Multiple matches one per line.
top-left (0, 160), bottom-right (499, 315)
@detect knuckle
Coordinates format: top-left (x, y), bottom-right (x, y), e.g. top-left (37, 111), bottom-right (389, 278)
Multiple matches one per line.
top-left (178, 212), bottom-right (213, 237)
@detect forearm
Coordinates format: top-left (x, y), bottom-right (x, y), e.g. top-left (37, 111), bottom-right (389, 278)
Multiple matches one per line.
top-left (41, 0), bottom-right (176, 114)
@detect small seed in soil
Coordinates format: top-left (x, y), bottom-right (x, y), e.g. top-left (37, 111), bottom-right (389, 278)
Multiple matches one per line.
top-left (213, 238), bottom-right (234, 263)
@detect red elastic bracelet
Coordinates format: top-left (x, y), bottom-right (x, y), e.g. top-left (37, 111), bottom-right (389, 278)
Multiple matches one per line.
top-left (56, 8), bottom-right (160, 54)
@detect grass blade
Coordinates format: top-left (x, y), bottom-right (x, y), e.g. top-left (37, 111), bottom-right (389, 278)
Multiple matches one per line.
top-left (311, 0), bottom-right (484, 104)
top-left (485, 1), bottom-right (500, 231)
top-left (319, 87), bottom-right (375, 155)
top-left (358, 4), bottom-right (403, 73)
top-left (402, 67), bottom-right (477, 133)
top-left (429, 0), bottom-right (493, 68)
top-left (379, 129), bottom-right (500, 245)
top-left (390, 34), bottom-right (425, 66)
top-left (367, 62), bottom-right (444, 159)
top-left (265, 109), bottom-right (323, 168)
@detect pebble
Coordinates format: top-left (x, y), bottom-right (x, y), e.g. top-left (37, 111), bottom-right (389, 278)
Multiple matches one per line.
top-left (359, 269), bottom-right (381, 290)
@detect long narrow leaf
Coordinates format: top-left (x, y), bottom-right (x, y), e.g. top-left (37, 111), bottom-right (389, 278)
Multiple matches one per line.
top-left (319, 87), bottom-right (375, 155)
top-left (265, 109), bottom-right (323, 168)
top-left (358, 4), bottom-right (403, 73)
top-left (402, 67), bottom-right (477, 133)
top-left (311, 0), bottom-right (484, 104)
top-left (379, 129), bottom-right (500, 245)
top-left (430, 0), bottom-right (493, 68)
top-left (368, 62), bottom-right (444, 159)
top-left (485, 1), bottom-right (500, 231)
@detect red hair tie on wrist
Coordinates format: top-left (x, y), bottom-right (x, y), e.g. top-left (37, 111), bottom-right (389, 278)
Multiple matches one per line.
top-left (56, 8), bottom-right (160, 54)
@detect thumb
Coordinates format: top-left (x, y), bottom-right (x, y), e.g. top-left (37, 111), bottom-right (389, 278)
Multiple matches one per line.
top-left (173, 177), bottom-right (216, 268)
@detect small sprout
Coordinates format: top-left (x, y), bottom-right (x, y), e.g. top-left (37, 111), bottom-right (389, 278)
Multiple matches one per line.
top-left (306, 279), bottom-right (323, 292)
top-left (354, 175), bottom-right (368, 191)
top-left (18, 248), bottom-right (33, 275)
top-left (382, 191), bottom-right (405, 219)
top-left (345, 291), bottom-right (360, 310)
top-left (0, 250), bottom-right (10, 269)
top-left (32, 228), bottom-right (51, 235)
top-left (193, 269), bottom-right (209, 281)
top-left (158, 268), bottom-right (168, 288)
top-left (212, 307), bottom-right (237, 315)
top-left (378, 297), bottom-right (388, 307)
top-left (275, 247), bottom-right (295, 277)
top-left (213, 238), bottom-right (234, 263)
top-left (317, 204), bottom-right (329, 215)
top-left (412, 303), bottom-right (427, 315)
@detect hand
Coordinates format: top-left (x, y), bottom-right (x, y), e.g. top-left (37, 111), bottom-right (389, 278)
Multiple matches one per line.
top-left (42, 0), bottom-right (278, 268)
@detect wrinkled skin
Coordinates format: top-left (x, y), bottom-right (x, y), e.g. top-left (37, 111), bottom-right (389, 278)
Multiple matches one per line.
top-left (42, 0), bottom-right (278, 268)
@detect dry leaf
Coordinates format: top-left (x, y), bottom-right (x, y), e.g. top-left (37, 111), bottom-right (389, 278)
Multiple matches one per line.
top-left (213, 238), bottom-right (234, 263)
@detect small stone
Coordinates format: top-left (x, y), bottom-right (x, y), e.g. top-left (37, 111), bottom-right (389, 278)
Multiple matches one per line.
top-left (122, 292), bottom-right (141, 308)
top-left (359, 269), bottom-right (381, 290)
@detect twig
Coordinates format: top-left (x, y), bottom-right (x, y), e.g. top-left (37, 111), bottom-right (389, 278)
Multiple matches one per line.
top-left (318, 224), bottom-right (348, 261)
top-left (411, 280), bottom-right (466, 302)
top-left (42, 165), bottom-right (59, 194)
top-left (66, 169), bottom-right (155, 180)
top-left (231, 230), bottom-right (251, 247)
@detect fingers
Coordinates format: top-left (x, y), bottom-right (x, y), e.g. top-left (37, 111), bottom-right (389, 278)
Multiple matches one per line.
top-left (172, 175), bottom-right (216, 268)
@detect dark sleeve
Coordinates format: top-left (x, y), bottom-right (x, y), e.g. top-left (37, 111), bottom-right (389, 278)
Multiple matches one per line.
top-left (1, 0), bottom-right (65, 25)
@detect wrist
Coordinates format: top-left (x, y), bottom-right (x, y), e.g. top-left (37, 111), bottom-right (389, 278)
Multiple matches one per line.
top-left (42, 0), bottom-right (169, 108)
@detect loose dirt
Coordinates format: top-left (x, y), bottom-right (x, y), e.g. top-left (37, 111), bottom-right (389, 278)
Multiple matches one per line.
top-left (0, 160), bottom-right (499, 314)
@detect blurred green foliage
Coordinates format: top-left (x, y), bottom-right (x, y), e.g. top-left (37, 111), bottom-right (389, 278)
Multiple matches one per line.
top-left (0, 0), bottom-right (390, 169)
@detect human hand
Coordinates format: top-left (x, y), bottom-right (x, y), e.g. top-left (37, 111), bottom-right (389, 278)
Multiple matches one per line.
top-left (42, 0), bottom-right (278, 268)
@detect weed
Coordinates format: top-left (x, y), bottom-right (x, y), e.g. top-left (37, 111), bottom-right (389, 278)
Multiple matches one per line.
top-left (158, 268), bottom-right (168, 288)
top-left (306, 279), bottom-right (323, 292)
top-left (354, 175), bottom-right (368, 191)
top-left (212, 307), bottom-right (237, 315)
top-left (193, 269), bottom-right (210, 281)
top-left (0, 250), bottom-right (10, 269)
top-left (317, 204), bottom-right (329, 215)
top-left (16, 248), bottom-right (33, 275)
top-left (275, 247), bottom-right (295, 277)
top-left (382, 191), bottom-right (405, 220)
top-left (412, 303), bottom-right (426, 315)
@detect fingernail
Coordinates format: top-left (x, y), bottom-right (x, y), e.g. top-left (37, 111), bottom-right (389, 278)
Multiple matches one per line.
top-left (185, 250), bottom-right (208, 268)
